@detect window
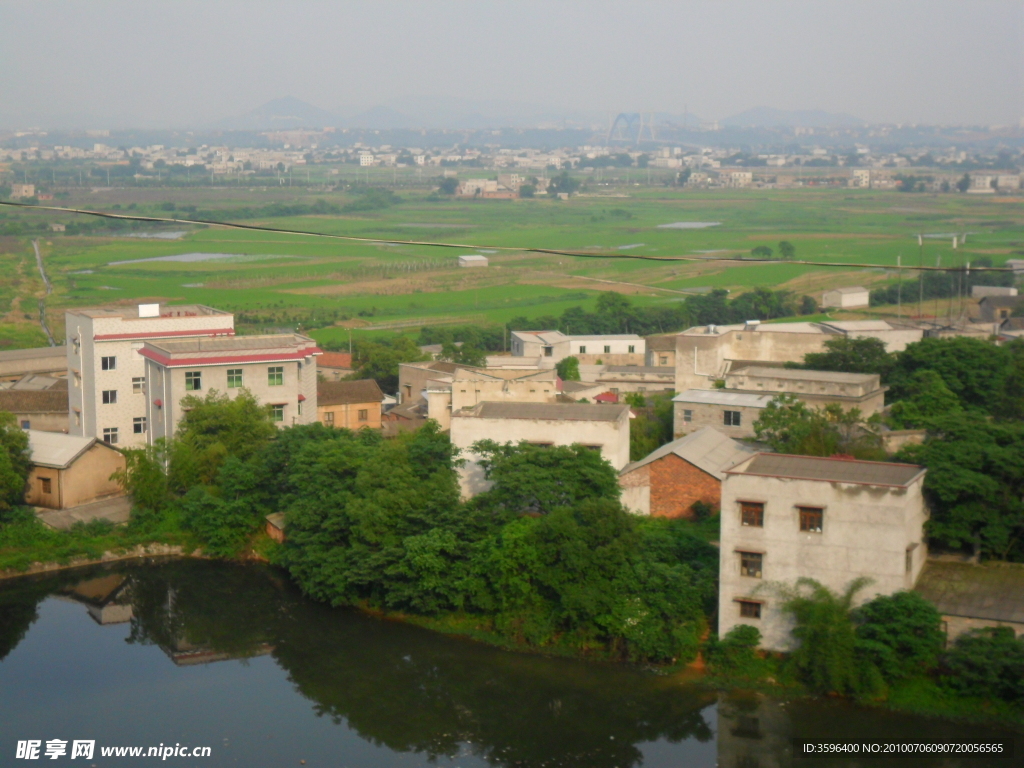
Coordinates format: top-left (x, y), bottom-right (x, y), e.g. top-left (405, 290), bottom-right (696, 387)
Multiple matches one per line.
top-left (628, 345), bottom-right (635, 353)
top-left (724, 410), bottom-right (742, 427)
top-left (101, 389), bottom-right (117, 404)
top-left (133, 417), bottom-right (147, 434)
top-left (74, 411), bottom-right (81, 427)
top-left (185, 371), bottom-right (202, 391)
top-left (101, 356), bottom-right (116, 370)
top-left (799, 506), bottom-right (824, 533)
top-left (603, 345), bottom-right (611, 353)
top-left (270, 404), bottom-right (284, 422)
top-left (102, 427), bottom-right (119, 445)
top-left (268, 366), bottom-right (284, 386)
top-left (20, 420), bottom-right (30, 429)
top-left (324, 411), bottom-right (335, 426)
top-left (227, 369), bottom-right (243, 388)
top-left (638, 386), bottom-right (646, 392)
top-left (682, 409), bottom-right (693, 423)
top-left (40, 477), bottom-right (52, 494)
top-left (739, 551), bottom-right (762, 578)
top-left (659, 355), bottom-right (668, 365)
top-left (298, 401), bottom-right (303, 416)
top-left (738, 600), bottom-right (762, 619)
top-left (543, 347), bottom-right (553, 358)
top-left (358, 409), bottom-right (368, 422)
top-left (579, 345), bottom-right (587, 354)
top-left (132, 377), bottom-right (146, 394)
top-left (741, 502), bottom-right (764, 527)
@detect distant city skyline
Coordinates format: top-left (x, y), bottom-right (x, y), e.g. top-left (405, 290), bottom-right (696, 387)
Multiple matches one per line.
top-left (1, 0), bottom-right (1021, 129)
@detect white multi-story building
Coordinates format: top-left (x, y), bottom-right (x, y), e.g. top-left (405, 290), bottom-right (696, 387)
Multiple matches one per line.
top-left (141, 334), bottom-right (321, 444)
top-left (510, 331), bottom-right (645, 367)
top-left (66, 304), bottom-right (235, 447)
top-left (719, 453), bottom-right (927, 651)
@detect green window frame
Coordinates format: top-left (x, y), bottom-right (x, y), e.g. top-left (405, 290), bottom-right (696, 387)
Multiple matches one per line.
top-left (185, 371), bottom-right (202, 391)
top-left (268, 366), bottom-right (284, 386)
top-left (270, 404), bottom-right (284, 422)
top-left (227, 368), bottom-right (243, 388)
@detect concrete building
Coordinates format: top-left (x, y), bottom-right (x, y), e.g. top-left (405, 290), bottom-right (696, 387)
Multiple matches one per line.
top-left (673, 389), bottom-right (773, 439)
top-left (141, 333), bottom-right (320, 444)
top-left (719, 453), bottom-right (927, 651)
top-left (978, 295), bottom-right (1023, 322)
top-left (316, 352), bottom-right (353, 381)
top-left (644, 334), bottom-right (677, 368)
top-left (458, 254), bottom-right (489, 268)
top-left (451, 402), bottom-right (631, 497)
top-left (596, 365), bottom-right (675, 396)
top-left (674, 322), bottom-right (831, 392)
top-left (0, 377), bottom-right (68, 432)
top-left (510, 330), bottom-right (645, 367)
top-left (821, 286), bottom-right (870, 309)
top-left (24, 430), bottom-right (126, 510)
top-left (0, 346), bottom-right (68, 382)
top-left (723, 366), bottom-right (887, 416)
top-left (915, 560), bottom-right (1024, 642)
top-left (10, 183), bottom-right (36, 199)
top-left (815, 320), bottom-right (923, 353)
top-left (971, 285), bottom-right (1018, 299)
top-left (317, 379), bottom-right (383, 429)
top-left (67, 304), bottom-right (235, 447)
top-left (619, 427), bottom-right (755, 517)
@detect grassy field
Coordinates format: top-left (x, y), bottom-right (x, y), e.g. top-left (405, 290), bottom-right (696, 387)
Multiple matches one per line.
top-left (2, 184), bottom-right (1022, 349)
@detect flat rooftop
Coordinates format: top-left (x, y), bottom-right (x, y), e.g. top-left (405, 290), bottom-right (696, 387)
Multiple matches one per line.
top-left (68, 304), bottom-right (228, 319)
top-left (145, 334), bottom-right (317, 356)
top-left (681, 322), bottom-right (829, 336)
top-left (604, 365), bottom-right (675, 375)
top-left (729, 366), bottom-right (879, 385)
top-left (457, 401), bottom-right (630, 422)
top-left (727, 453), bottom-right (925, 488)
top-left (673, 389), bottom-right (774, 408)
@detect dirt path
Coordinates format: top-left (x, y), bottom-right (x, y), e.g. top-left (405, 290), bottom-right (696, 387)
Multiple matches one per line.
top-left (32, 239), bottom-right (57, 346)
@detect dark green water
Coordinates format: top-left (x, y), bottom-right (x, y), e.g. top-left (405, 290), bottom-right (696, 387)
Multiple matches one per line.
top-left (0, 559), bottom-right (1016, 767)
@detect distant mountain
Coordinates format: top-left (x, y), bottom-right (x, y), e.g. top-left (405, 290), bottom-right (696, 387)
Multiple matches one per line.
top-left (216, 97), bottom-right (339, 130)
top-left (346, 105), bottom-right (419, 129)
top-left (721, 106), bottom-right (865, 128)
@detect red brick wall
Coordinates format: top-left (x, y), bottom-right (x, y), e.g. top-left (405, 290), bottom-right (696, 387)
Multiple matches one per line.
top-left (649, 453), bottom-right (721, 519)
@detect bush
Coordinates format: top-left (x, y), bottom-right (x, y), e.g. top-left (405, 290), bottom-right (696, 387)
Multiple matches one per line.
top-left (853, 591), bottom-right (944, 682)
top-left (704, 625), bottom-right (769, 678)
top-left (941, 627), bottom-right (1024, 704)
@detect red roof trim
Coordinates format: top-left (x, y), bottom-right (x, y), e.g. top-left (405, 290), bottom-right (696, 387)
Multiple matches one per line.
top-left (297, 394), bottom-right (306, 401)
top-left (140, 347), bottom-right (320, 367)
top-left (94, 327), bottom-right (235, 341)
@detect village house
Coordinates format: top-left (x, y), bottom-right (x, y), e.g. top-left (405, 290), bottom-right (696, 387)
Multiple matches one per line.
top-left (24, 430), bottom-right (126, 510)
top-left (510, 330), bottom-right (645, 367)
top-left (66, 304), bottom-right (235, 447)
top-left (595, 365), bottom-right (675, 396)
top-left (141, 333), bottom-right (320, 444)
top-left (0, 345), bottom-right (68, 382)
top-left (451, 402), bottom-right (631, 497)
top-left (723, 366), bottom-right (887, 416)
top-left (316, 352), bottom-right (353, 381)
top-left (0, 377), bottom-right (69, 432)
top-left (978, 295), bottom-right (1023, 323)
top-left (673, 389), bottom-right (773, 439)
top-left (821, 286), bottom-right (870, 309)
top-left (719, 453), bottom-right (927, 651)
top-left (915, 560), bottom-right (1024, 643)
top-left (619, 427), bottom-right (755, 517)
top-left (317, 379), bottom-right (383, 429)
top-left (644, 334), bottom-right (677, 367)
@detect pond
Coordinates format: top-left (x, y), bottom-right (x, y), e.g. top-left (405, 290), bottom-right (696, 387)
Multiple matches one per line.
top-left (0, 560), bottom-right (1015, 767)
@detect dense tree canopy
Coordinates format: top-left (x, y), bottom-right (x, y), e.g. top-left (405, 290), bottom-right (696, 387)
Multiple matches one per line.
top-left (0, 411), bottom-right (31, 517)
top-left (753, 395), bottom-right (885, 460)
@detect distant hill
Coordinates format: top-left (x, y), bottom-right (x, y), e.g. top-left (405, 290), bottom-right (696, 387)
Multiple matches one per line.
top-left (216, 97), bottom-right (339, 130)
top-left (346, 105), bottom-right (419, 129)
top-left (721, 106), bottom-right (865, 128)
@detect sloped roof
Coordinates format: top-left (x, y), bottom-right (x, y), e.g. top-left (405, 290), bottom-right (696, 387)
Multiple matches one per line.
top-left (457, 401), bottom-right (630, 422)
top-left (27, 430), bottom-right (108, 469)
top-left (317, 352), bottom-right (352, 369)
top-left (0, 389), bottom-right (69, 413)
top-left (916, 561), bottom-right (1024, 624)
top-left (727, 453), bottom-right (925, 487)
top-left (645, 335), bottom-right (677, 351)
top-left (317, 379), bottom-right (383, 406)
top-left (620, 427), bottom-right (757, 479)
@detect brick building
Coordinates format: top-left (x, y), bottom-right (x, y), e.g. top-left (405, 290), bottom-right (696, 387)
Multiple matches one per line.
top-left (317, 379), bottom-right (383, 429)
top-left (619, 427), bottom-right (755, 517)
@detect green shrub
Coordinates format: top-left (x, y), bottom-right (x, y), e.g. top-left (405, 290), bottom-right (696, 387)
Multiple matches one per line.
top-left (941, 627), bottom-right (1024, 704)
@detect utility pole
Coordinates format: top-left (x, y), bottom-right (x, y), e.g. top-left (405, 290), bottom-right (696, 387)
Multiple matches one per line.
top-left (897, 254), bottom-right (902, 320)
top-left (917, 234), bottom-right (923, 319)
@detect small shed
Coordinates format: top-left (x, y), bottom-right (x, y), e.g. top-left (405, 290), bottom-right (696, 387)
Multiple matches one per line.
top-left (822, 286), bottom-right (870, 308)
top-left (25, 430), bottom-right (125, 510)
top-left (915, 560), bottom-right (1024, 642)
top-left (458, 254), bottom-right (489, 268)
top-left (978, 295), bottom-right (1024, 322)
top-left (971, 285), bottom-right (1017, 299)
top-left (265, 513), bottom-right (286, 543)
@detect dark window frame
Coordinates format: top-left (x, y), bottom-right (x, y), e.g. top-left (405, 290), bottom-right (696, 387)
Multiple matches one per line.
top-left (740, 501), bottom-right (764, 527)
top-left (798, 506), bottom-right (824, 533)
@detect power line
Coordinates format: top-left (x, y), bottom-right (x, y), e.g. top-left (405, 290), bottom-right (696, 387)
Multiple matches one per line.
top-left (0, 200), bottom-right (1013, 272)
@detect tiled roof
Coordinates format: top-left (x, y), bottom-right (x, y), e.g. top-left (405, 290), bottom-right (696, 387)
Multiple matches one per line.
top-left (317, 379), bottom-right (383, 406)
top-left (621, 426), bottom-right (756, 479)
top-left (27, 430), bottom-right (106, 469)
top-left (728, 453), bottom-right (925, 487)
top-left (458, 401), bottom-right (630, 422)
top-left (317, 352), bottom-right (352, 369)
top-left (0, 389), bottom-right (68, 413)
top-left (916, 561), bottom-right (1024, 624)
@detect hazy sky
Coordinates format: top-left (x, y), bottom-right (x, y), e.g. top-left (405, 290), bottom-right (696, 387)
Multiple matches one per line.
top-left (1, 0), bottom-right (1021, 128)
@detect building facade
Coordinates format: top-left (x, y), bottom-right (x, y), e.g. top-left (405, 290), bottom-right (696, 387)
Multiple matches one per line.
top-left (141, 333), bottom-right (320, 444)
top-left (673, 389), bottom-right (773, 438)
top-left (317, 379), bottom-right (383, 429)
top-left (719, 453), bottom-right (927, 651)
top-left (510, 331), bottom-right (645, 366)
top-left (821, 286), bottom-right (870, 309)
top-left (24, 430), bottom-right (126, 510)
top-left (723, 366), bottom-right (887, 416)
top-left (67, 304), bottom-right (235, 447)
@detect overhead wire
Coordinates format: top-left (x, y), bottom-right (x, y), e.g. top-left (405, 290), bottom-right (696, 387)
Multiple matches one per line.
top-left (0, 200), bottom-right (1012, 272)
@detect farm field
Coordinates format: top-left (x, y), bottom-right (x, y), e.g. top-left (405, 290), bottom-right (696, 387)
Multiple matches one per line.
top-left (1, 184), bottom-right (1022, 350)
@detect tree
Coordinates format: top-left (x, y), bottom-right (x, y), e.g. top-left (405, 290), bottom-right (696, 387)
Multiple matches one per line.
top-left (547, 171), bottom-right (580, 198)
top-left (798, 336), bottom-right (894, 379)
top-left (942, 627), bottom-right (1024, 703)
top-left (778, 241), bottom-right (796, 260)
top-left (887, 337), bottom-right (1011, 413)
top-left (350, 337), bottom-right (429, 392)
top-left (776, 577), bottom-right (884, 697)
top-left (887, 369), bottom-right (962, 429)
top-left (518, 183), bottom-right (535, 198)
top-left (555, 356), bottom-right (581, 381)
top-left (0, 411), bottom-right (31, 517)
top-left (956, 173), bottom-right (971, 193)
top-left (898, 416), bottom-right (1024, 560)
top-left (853, 591), bottom-right (944, 682)
top-left (436, 177), bottom-right (458, 195)
top-left (995, 340), bottom-right (1024, 421)
top-left (111, 442), bottom-right (172, 523)
top-left (471, 441), bottom-right (621, 517)
top-left (704, 625), bottom-right (769, 679)
top-left (750, 245), bottom-right (773, 259)
top-left (753, 395), bottom-right (885, 460)
top-left (799, 295), bottom-right (819, 315)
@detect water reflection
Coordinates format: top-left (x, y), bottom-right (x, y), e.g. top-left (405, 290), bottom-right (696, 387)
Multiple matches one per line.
top-left (0, 560), bottom-right (1017, 768)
